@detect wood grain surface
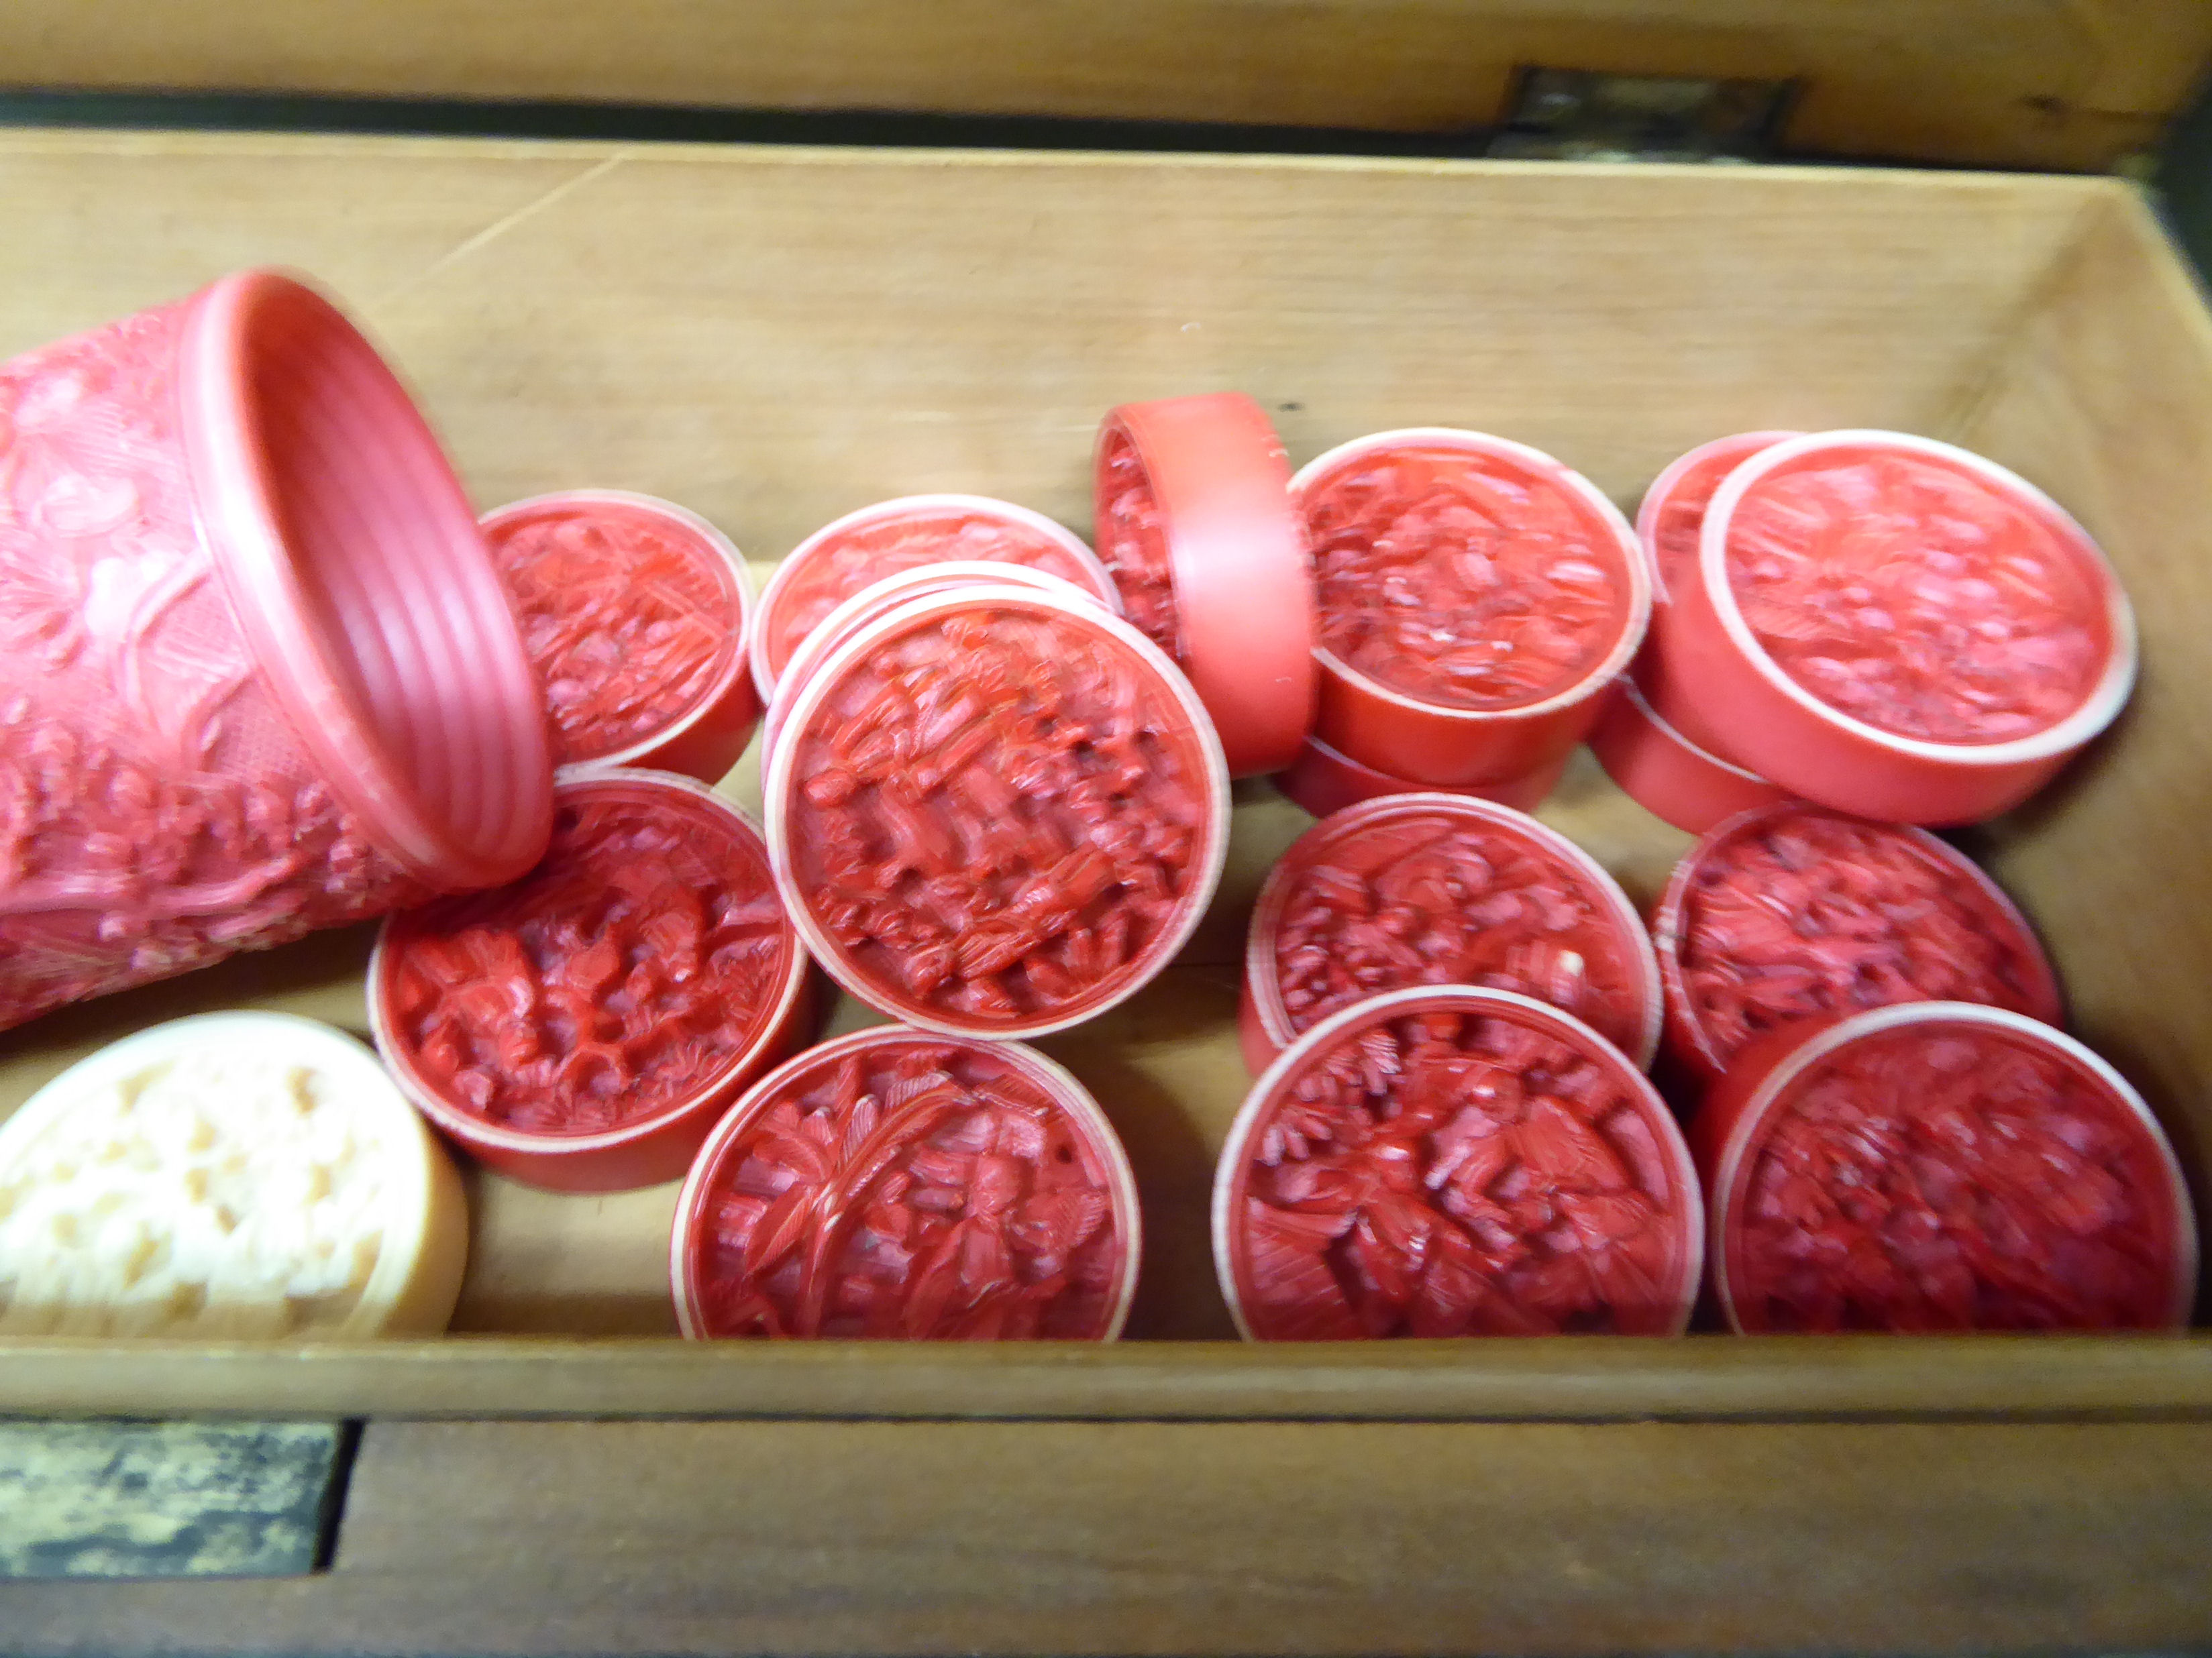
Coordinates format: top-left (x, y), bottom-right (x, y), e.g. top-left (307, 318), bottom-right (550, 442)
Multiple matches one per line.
top-left (3, 1), bottom-right (2209, 169)
top-left (7, 1418), bottom-right (2212, 1653)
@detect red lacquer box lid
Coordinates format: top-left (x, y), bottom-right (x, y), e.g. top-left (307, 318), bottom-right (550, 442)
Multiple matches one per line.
top-left (370, 768), bottom-right (811, 1193)
top-left (1241, 792), bottom-right (1659, 1076)
top-left (670, 1025), bottom-right (1141, 1339)
top-left (1095, 393), bottom-right (1316, 777)
top-left (1652, 802), bottom-right (2063, 1088)
top-left (481, 490), bottom-right (760, 783)
top-left (1695, 1002), bottom-right (2196, 1333)
top-left (766, 582), bottom-right (1229, 1038)
top-left (750, 493), bottom-right (1120, 705)
top-left (1215, 985), bottom-right (1702, 1339)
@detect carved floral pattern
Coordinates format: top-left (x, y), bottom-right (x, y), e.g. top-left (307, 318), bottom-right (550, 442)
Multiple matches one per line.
top-left (1306, 444), bottom-right (1626, 710)
top-left (1228, 1004), bottom-right (1691, 1339)
top-left (690, 1035), bottom-right (1129, 1339)
top-left (786, 602), bottom-right (1208, 1024)
top-left (1732, 1025), bottom-right (2180, 1331)
top-left (1093, 428), bottom-right (1182, 657)
top-left (1724, 453), bottom-right (2105, 742)
top-left (488, 500), bottom-right (738, 765)
top-left (381, 784), bottom-right (795, 1134)
top-left (0, 300), bottom-right (426, 1031)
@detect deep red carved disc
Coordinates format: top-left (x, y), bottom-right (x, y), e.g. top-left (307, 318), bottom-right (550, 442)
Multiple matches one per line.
top-left (672, 1026), bottom-right (1141, 1339)
top-left (480, 491), bottom-right (757, 779)
top-left (1242, 793), bottom-right (1658, 1075)
top-left (1653, 802), bottom-right (2062, 1086)
top-left (372, 769), bottom-right (808, 1191)
top-left (767, 584), bottom-right (1228, 1037)
top-left (1216, 986), bottom-right (1701, 1340)
top-left (1699, 1003), bottom-right (2195, 1332)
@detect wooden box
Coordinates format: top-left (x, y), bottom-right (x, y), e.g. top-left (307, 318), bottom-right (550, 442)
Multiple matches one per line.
top-left (5, 131), bottom-right (2212, 1652)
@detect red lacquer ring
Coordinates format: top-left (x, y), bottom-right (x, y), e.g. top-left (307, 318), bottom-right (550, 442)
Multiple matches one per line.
top-left (750, 493), bottom-right (1120, 705)
top-left (1587, 667), bottom-right (1791, 835)
top-left (1241, 792), bottom-right (1660, 1075)
top-left (1095, 393), bottom-right (1316, 777)
top-left (1215, 985), bottom-right (1702, 1339)
top-left (481, 490), bottom-right (759, 783)
top-left (1695, 1003), bottom-right (2195, 1333)
top-left (1652, 801), bottom-right (2062, 1089)
top-left (370, 768), bottom-right (811, 1193)
top-left (766, 582), bottom-right (1230, 1038)
top-left (671, 1025), bottom-right (1142, 1340)
top-left (1293, 429), bottom-right (1651, 789)
top-left (1634, 431), bottom-right (1802, 602)
top-left (1661, 430), bottom-right (2136, 824)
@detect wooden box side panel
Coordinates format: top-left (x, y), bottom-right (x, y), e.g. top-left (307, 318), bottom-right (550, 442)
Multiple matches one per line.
top-left (1958, 187), bottom-right (2212, 1237)
top-left (1, 2), bottom-right (2208, 170)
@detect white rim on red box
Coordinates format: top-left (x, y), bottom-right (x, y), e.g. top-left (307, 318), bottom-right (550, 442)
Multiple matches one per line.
top-left (1705, 999), bottom-right (2197, 1333)
top-left (667, 1025), bottom-right (1144, 1341)
top-left (763, 582), bottom-right (1232, 1039)
top-left (749, 492), bottom-right (1122, 706)
top-left (1696, 429), bottom-right (2138, 769)
top-left (1244, 791), bottom-right (1663, 1069)
top-left (367, 766), bottom-right (810, 1160)
top-left (1212, 983), bottom-right (1702, 1341)
top-left (1633, 430), bottom-right (1803, 602)
top-left (1290, 427), bottom-right (1654, 724)
top-left (480, 489), bottom-right (758, 775)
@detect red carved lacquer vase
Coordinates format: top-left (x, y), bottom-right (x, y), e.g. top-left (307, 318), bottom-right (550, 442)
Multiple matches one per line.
top-left (480, 490), bottom-right (759, 783)
top-left (672, 1025), bottom-right (1141, 1339)
top-left (1241, 793), bottom-right (1659, 1076)
top-left (1694, 1003), bottom-right (2195, 1332)
top-left (1652, 802), bottom-right (2062, 1089)
top-left (371, 769), bottom-right (810, 1192)
top-left (0, 270), bottom-right (552, 1032)
top-left (1291, 429), bottom-right (1650, 790)
top-left (749, 494), bottom-right (1119, 706)
top-left (766, 582), bottom-right (1229, 1038)
top-left (1215, 985), bottom-right (1701, 1339)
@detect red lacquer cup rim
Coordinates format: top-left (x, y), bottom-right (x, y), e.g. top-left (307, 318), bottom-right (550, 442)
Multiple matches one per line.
top-left (179, 268), bottom-right (553, 889)
top-left (1291, 427), bottom-right (1654, 724)
top-left (761, 559), bottom-right (1103, 765)
top-left (1633, 430), bottom-right (1803, 602)
top-left (368, 766), bottom-right (808, 1158)
top-left (764, 581), bottom-right (1232, 1038)
top-left (749, 492), bottom-right (1122, 705)
top-left (1212, 983), bottom-right (1704, 1340)
top-left (1697, 429), bottom-right (2138, 767)
top-left (668, 1024), bottom-right (1145, 1340)
top-left (1618, 668), bottom-right (1771, 784)
top-left (1650, 799), bottom-right (2065, 1083)
top-left (1096, 393), bottom-right (1316, 776)
top-left (1704, 1000), bottom-right (2198, 1333)
top-left (1273, 734), bottom-right (1569, 818)
top-left (479, 489), bottom-right (757, 775)
top-left (1243, 792), bottom-right (1662, 1068)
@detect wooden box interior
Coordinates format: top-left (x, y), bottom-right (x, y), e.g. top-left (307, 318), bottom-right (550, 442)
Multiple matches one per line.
top-left (1, 132), bottom-right (2210, 1421)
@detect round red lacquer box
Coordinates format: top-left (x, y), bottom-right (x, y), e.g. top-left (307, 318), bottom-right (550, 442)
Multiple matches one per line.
top-left (1660, 430), bottom-right (2136, 824)
top-left (1272, 734), bottom-right (1569, 821)
top-left (766, 582), bottom-right (1230, 1038)
top-left (1634, 431), bottom-right (1802, 601)
top-left (1588, 668), bottom-right (1791, 835)
top-left (1095, 393), bottom-right (1316, 777)
top-left (480, 490), bottom-right (759, 783)
top-left (760, 560), bottom-right (1106, 767)
top-left (0, 268), bottom-right (554, 1032)
top-left (1292, 429), bottom-right (1651, 790)
top-left (1693, 1002), bottom-right (2196, 1333)
top-left (370, 769), bottom-right (811, 1193)
top-left (670, 1025), bottom-right (1142, 1339)
top-left (1241, 793), bottom-right (1660, 1076)
top-left (1652, 802), bottom-right (2062, 1089)
top-left (749, 494), bottom-right (1120, 705)
top-left (1214, 985), bottom-right (1702, 1339)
